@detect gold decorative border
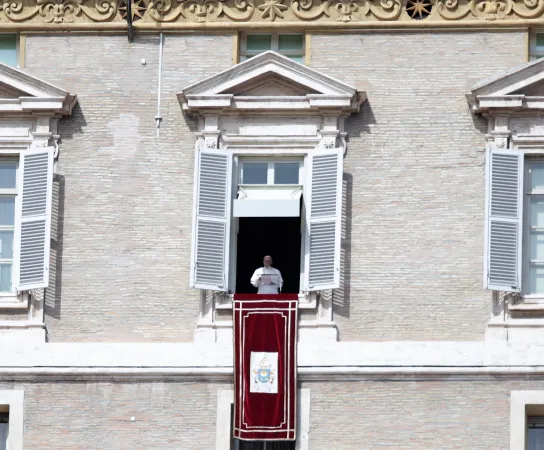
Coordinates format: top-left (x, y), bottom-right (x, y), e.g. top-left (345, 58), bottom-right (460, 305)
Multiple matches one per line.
top-left (0, 0), bottom-right (544, 29)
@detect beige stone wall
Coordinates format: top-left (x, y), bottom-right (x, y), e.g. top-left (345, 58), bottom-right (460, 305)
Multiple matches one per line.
top-left (0, 378), bottom-right (542, 448)
top-left (24, 33), bottom-right (234, 342)
top-left (0, 381), bottom-right (228, 449)
top-left (305, 378), bottom-right (524, 449)
top-left (310, 31), bottom-right (527, 341)
top-left (20, 31), bottom-right (528, 342)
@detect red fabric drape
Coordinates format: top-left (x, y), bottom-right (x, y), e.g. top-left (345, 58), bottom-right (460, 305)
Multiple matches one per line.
top-left (233, 295), bottom-right (298, 441)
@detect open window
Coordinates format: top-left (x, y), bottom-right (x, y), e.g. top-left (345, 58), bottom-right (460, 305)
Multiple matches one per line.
top-left (483, 148), bottom-right (544, 298)
top-left (233, 157), bottom-right (304, 294)
top-left (190, 147), bottom-right (343, 295)
top-left (0, 148), bottom-right (54, 304)
top-left (0, 61), bottom-right (74, 315)
top-left (181, 51), bottom-right (364, 323)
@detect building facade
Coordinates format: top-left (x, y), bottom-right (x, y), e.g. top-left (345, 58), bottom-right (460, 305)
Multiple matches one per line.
top-left (0, 1), bottom-right (544, 448)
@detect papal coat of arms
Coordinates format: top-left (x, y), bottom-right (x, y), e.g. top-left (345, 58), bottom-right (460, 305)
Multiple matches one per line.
top-left (250, 352), bottom-right (278, 394)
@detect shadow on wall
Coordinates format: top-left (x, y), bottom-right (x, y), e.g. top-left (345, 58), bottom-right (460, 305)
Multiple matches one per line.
top-left (44, 104), bottom-right (87, 324)
top-left (333, 172), bottom-right (353, 320)
top-left (332, 105), bottom-right (375, 320)
top-left (45, 173), bottom-right (64, 322)
top-left (56, 102), bottom-right (87, 141)
top-left (469, 104), bottom-right (489, 136)
top-left (182, 109), bottom-right (200, 133)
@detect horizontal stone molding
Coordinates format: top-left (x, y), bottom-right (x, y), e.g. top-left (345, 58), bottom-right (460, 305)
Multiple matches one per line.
top-left (1, 366), bottom-right (544, 381)
top-left (3, 0), bottom-right (544, 29)
top-left (0, 341), bottom-right (543, 381)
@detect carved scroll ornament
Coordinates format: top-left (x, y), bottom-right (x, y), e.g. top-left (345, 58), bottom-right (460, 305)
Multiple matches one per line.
top-left (1, 0), bottom-right (118, 23)
top-left (146, 0), bottom-right (544, 22)
top-left (1, 0), bottom-right (544, 27)
top-left (436, 0), bottom-right (544, 20)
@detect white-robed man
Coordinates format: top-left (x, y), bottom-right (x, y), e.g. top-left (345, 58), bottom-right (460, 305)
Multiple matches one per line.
top-left (250, 255), bottom-right (283, 294)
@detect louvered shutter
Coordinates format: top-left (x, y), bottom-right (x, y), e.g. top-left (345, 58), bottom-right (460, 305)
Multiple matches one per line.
top-left (190, 148), bottom-right (233, 291)
top-left (303, 148), bottom-right (343, 291)
top-left (484, 148), bottom-right (524, 292)
top-left (15, 146), bottom-right (54, 291)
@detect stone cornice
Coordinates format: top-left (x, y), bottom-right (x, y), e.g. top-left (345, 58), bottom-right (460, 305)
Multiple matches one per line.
top-left (468, 58), bottom-right (544, 114)
top-left (179, 51), bottom-right (365, 114)
top-left (0, 62), bottom-right (76, 114)
top-left (1, 341), bottom-right (544, 381)
top-left (2, 0), bottom-right (544, 30)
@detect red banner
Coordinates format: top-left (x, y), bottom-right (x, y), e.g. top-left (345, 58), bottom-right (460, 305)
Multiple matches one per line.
top-left (233, 294), bottom-right (298, 441)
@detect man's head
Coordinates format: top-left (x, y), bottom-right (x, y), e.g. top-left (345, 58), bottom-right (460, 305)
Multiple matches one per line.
top-left (263, 255), bottom-right (273, 267)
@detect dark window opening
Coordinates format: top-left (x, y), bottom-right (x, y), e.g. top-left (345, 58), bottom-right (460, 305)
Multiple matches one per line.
top-left (235, 440), bottom-right (296, 450)
top-left (528, 416), bottom-right (544, 449)
top-left (235, 216), bottom-right (301, 294)
top-left (0, 411), bottom-right (8, 450)
top-left (230, 404), bottom-right (296, 450)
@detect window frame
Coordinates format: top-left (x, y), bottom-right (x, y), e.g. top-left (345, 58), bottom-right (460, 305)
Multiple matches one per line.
top-left (239, 157), bottom-right (304, 187)
top-left (510, 390), bottom-right (544, 450)
top-left (530, 30), bottom-right (544, 60)
top-left (0, 390), bottom-right (23, 450)
top-left (0, 410), bottom-right (7, 450)
top-left (523, 156), bottom-right (544, 298)
top-left (229, 155), bottom-right (306, 297)
top-left (527, 415), bottom-right (544, 448)
top-left (0, 33), bottom-right (19, 68)
top-left (239, 32), bottom-right (305, 62)
top-left (0, 155), bottom-right (21, 305)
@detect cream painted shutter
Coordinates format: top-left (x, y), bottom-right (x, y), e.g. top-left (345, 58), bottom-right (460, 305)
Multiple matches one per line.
top-left (15, 146), bottom-right (54, 291)
top-left (484, 148), bottom-right (523, 292)
top-left (190, 147), bottom-right (233, 291)
top-left (304, 148), bottom-right (343, 291)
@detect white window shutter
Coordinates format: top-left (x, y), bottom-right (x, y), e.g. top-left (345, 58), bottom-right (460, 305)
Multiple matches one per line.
top-left (15, 146), bottom-right (54, 292)
top-left (484, 147), bottom-right (524, 292)
top-left (304, 148), bottom-right (343, 291)
top-left (190, 147), bottom-right (233, 291)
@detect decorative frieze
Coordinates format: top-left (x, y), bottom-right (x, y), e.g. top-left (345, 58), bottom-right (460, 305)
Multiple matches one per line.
top-left (146, 0), bottom-right (544, 22)
top-left (1, 0), bottom-right (120, 24)
top-left (1, 0), bottom-right (544, 28)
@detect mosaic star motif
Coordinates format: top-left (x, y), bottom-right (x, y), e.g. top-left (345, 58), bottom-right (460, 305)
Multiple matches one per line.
top-left (258, 0), bottom-right (288, 20)
top-left (119, 0), bottom-right (147, 21)
top-left (405, 0), bottom-right (432, 19)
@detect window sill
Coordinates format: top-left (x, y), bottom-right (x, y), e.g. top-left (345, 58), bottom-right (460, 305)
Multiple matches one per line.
top-left (216, 293), bottom-right (316, 310)
top-left (0, 293), bottom-right (28, 310)
top-left (509, 300), bottom-right (544, 312)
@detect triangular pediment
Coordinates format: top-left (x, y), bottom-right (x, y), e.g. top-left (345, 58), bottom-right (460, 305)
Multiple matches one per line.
top-left (178, 51), bottom-right (365, 113)
top-left (0, 62), bottom-right (76, 114)
top-left (0, 84), bottom-right (28, 99)
top-left (229, 75), bottom-right (319, 97)
top-left (468, 59), bottom-right (544, 113)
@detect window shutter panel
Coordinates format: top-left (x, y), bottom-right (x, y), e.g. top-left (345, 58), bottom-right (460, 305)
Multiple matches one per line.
top-left (190, 147), bottom-right (233, 291)
top-left (15, 146), bottom-right (54, 291)
top-left (484, 147), bottom-right (523, 292)
top-left (304, 148), bottom-right (343, 291)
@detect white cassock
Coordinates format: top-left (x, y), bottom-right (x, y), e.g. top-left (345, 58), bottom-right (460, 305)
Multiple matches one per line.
top-left (250, 266), bottom-right (283, 294)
